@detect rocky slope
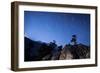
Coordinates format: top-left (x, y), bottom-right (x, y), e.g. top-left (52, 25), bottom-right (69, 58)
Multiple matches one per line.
top-left (24, 37), bottom-right (90, 61)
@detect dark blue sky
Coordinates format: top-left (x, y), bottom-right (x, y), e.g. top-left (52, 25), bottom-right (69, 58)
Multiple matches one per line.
top-left (24, 11), bottom-right (90, 46)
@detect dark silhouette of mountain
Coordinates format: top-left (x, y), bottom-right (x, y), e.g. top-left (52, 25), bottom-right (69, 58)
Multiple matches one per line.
top-left (24, 37), bottom-right (90, 61)
top-left (24, 37), bottom-right (43, 61)
top-left (24, 37), bottom-right (55, 61)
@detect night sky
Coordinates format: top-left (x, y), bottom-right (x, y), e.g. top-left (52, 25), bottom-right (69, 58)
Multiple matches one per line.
top-left (24, 11), bottom-right (90, 46)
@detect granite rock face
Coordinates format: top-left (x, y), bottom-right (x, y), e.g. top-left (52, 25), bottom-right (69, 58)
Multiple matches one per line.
top-left (59, 44), bottom-right (90, 60)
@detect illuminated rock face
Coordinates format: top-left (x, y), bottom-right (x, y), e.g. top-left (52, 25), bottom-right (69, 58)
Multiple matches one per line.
top-left (59, 47), bottom-right (73, 60)
top-left (59, 44), bottom-right (90, 60)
